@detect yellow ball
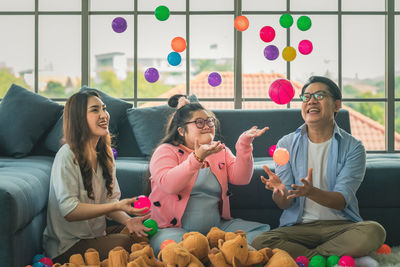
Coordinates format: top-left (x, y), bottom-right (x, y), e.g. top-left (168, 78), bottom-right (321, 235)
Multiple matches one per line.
top-left (282, 46), bottom-right (297, 62)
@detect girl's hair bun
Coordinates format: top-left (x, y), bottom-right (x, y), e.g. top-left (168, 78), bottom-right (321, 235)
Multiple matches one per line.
top-left (168, 94), bottom-right (186, 108)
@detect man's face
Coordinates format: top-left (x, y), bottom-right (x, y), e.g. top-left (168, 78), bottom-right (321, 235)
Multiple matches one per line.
top-left (301, 82), bottom-right (341, 126)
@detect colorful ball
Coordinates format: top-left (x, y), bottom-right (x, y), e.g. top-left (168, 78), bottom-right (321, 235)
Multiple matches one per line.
top-left (167, 52), bottom-right (182, 66)
top-left (38, 257), bottom-right (53, 266)
top-left (264, 45), bottom-right (279, 61)
top-left (161, 239), bottom-right (176, 250)
top-left (134, 195), bottom-right (151, 213)
top-left (327, 255), bottom-right (340, 267)
top-left (273, 148), bottom-right (290, 165)
top-left (111, 147), bottom-right (118, 159)
top-left (208, 72), bottom-right (222, 87)
top-left (268, 145), bottom-right (276, 157)
top-left (234, 16), bottom-right (249, 31)
top-left (282, 46), bottom-right (297, 61)
top-left (155, 6), bottom-right (170, 21)
top-left (280, 13), bottom-right (293, 28)
top-left (144, 67), bottom-right (160, 83)
top-left (309, 255), bottom-right (326, 267)
top-left (297, 16), bottom-right (312, 31)
top-left (298, 40), bottom-right (313, 55)
top-left (297, 263), bottom-right (306, 267)
top-left (143, 219), bottom-right (158, 237)
top-left (32, 263), bottom-right (45, 267)
top-left (268, 79), bottom-right (295, 105)
top-left (376, 243), bottom-right (391, 255)
top-left (338, 255), bottom-right (355, 267)
top-left (32, 254), bottom-right (45, 264)
top-left (259, 26), bottom-right (275, 42)
top-left (295, 256), bottom-right (309, 266)
top-left (171, 37), bottom-right (187, 52)
top-left (112, 17), bottom-right (127, 33)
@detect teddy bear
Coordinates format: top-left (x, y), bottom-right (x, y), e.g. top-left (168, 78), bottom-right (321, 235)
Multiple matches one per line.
top-left (263, 248), bottom-right (297, 267)
top-left (129, 242), bottom-right (165, 267)
top-left (158, 242), bottom-right (204, 267)
top-left (52, 248), bottom-right (105, 267)
top-left (178, 232), bottom-right (210, 265)
top-left (206, 227), bottom-right (246, 249)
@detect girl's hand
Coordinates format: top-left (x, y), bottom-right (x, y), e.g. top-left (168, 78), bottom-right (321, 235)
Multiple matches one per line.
top-left (194, 139), bottom-right (224, 161)
top-left (118, 197), bottom-right (149, 216)
top-left (124, 214), bottom-right (152, 237)
top-left (260, 165), bottom-right (286, 197)
top-left (244, 126), bottom-right (269, 138)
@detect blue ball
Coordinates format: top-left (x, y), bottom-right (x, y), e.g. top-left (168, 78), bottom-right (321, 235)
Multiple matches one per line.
top-left (32, 254), bottom-right (45, 263)
top-left (32, 262), bottom-right (45, 267)
top-left (167, 52), bottom-right (182, 66)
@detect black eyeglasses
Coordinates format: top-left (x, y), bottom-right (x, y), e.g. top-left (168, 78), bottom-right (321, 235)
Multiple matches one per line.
top-left (184, 117), bottom-right (215, 129)
top-left (299, 91), bottom-right (332, 102)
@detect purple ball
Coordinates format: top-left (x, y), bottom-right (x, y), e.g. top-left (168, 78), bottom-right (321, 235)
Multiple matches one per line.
top-left (144, 67), bottom-right (159, 83)
top-left (264, 45), bottom-right (279, 60)
top-left (112, 147), bottom-right (118, 159)
top-left (208, 72), bottom-right (222, 87)
top-left (112, 17), bottom-right (127, 33)
top-left (296, 262), bottom-right (306, 267)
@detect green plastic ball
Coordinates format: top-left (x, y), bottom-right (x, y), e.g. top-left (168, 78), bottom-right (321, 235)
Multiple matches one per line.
top-left (327, 255), bottom-right (340, 267)
top-left (155, 6), bottom-right (170, 21)
top-left (297, 15), bottom-right (312, 31)
top-left (309, 255), bottom-right (326, 267)
top-left (280, 13), bottom-right (293, 28)
top-left (143, 219), bottom-right (158, 237)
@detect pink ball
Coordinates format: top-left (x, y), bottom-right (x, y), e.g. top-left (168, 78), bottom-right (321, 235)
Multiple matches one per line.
top-left (268, 79), bottom-right (295, 105)
top-left (268, 145), bottom-right (276, 157)
top-left (339, 255), bottom-right (355, 267)
top-left (298, 40), bottom-right (313, 55)
top-left (260, 26), bottom-right (276, 42)
top-left (38, 258), bottom-right (53, 266)
top-left (134, 195), bottom-right (151, 213)
top-left (295, 256), bottom-right (309, 266)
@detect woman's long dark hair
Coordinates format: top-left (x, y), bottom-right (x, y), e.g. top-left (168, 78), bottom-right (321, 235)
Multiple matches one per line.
top-left (63, 90), bottom-right (114, 199)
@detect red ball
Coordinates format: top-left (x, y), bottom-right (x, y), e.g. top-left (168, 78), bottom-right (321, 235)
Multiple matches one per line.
top-left (134, 195), bottom-right (151, 213)
top-left (376, 243), bottom-right (391, 254)
top-left (268, 79), bottom-right (295, 105)
top-left (38, 257), bottom-right (53, 266)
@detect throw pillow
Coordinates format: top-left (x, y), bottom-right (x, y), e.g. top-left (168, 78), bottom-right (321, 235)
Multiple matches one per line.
top-left (43, 113), bottom-right (64, 153)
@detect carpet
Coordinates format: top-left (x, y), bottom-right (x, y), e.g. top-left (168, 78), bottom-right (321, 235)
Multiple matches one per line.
top-left (371, 246), bottom-right (400, 266)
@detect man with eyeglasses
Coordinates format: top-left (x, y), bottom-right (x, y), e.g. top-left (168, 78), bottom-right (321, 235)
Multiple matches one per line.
top-left (252, 76), bottom-right (385, 266)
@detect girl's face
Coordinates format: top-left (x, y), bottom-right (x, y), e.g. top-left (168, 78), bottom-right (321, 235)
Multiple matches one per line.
top-left (179, 110), bottom-right (216, 149)
top-left (86, 96), bottom-right (110, 140)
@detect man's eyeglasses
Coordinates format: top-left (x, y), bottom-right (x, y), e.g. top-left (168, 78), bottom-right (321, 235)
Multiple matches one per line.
top-left (184, 117), bottom-right (215, 129)
top-left (300, 91), bottom-right (331, 103)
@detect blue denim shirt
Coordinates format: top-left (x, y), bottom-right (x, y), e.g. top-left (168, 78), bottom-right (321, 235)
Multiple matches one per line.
top-left (276, 122), bottom-right (366, 227)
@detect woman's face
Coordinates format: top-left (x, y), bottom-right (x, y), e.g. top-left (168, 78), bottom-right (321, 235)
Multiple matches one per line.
top-left (86, 96), bottom-right (110, 140)
top-left (179, 110), bottom-right (215, 149)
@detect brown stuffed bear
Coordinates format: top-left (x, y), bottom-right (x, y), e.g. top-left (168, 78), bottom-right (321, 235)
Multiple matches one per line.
top-left (206, 227), bottom-right (246, 249)
top-left (129, 242), bottom-right (165, 267)
top-left (178, 232), bottom-right (210, 265)
top-left (52, 248), bottom-right (105, 267)
top-left (158, 242), bottom-right (204, 267)
top-left (263, 248), bottom-right (297, 267)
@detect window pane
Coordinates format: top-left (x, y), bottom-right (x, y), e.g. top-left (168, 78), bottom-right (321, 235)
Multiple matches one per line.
top-left (396, 102), bottom-right (400, 150)
top-left (39, 0), bottom-right (80, 11)
top-left (0, 0), bottom-right (33, 11)
top-left (0, 16), bottom-right (34, 97)
top-left (291, 0), bottom-right (337, 11)
top-left (138, 15), bottom-right (185, 98)
top-left (396, 16), bottom-right (400, 98)
top-left (242, 0), bottom-right (285, 11)
top-left (292, 15), bottom-right (338, 85)
top-left (190, 0), bottom-right (233, 11)
top-left (397, 0), bottom-right (400, 11)
top-left (202, 101), bottom-right (234, 109)
top-left (139, 0), bottom-right (185, 11)
top-left (242, 101), bottom-right (287, 110)
top-left (344, 102), bottom-right (385, 151)
top-left (342, 15), bottom-right (384, 98)
top-left (90, 15), bottom-right (134, 98)
top-left (39, 16), bottom-right (81, 98)
top-left (190, 15), bottom-right (234, 98)
top-left (342, 0), bottom-right (384, 11)
top-left (90, 0), bottom-right (133, 11)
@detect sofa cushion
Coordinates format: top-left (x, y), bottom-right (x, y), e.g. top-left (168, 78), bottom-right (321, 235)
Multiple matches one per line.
top-left (0, 84), bottom-right (63, 158)
top-left (43, 114), bottom-right (64, 153)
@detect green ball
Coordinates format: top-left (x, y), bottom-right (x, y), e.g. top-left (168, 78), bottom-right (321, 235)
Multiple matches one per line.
top-left (280, 13), bottom-right (293, 28)
top-left (297, 15), bottom-right (312, 31)
top-left (155, 5), bottom-right (170, 21)
top-left (143, 219), bottom-right (158, 237)
top-left (309, 255), bottom-right (326, 267)
top-left (327, 255), bottom-right (340, 267)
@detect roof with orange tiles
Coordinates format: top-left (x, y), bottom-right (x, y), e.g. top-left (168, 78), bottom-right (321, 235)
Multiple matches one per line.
top-left (141, 72), bottom-right (400, 150)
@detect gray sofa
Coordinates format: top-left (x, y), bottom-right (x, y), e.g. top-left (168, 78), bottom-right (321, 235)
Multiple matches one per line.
top-left (1, 103), bottom-right (399, 266)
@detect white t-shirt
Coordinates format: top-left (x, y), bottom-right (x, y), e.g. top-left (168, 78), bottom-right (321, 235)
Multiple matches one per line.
top-left (43, 144), bottom-right (121, 259)
top-left (302, 138), bottom-right (347, 223)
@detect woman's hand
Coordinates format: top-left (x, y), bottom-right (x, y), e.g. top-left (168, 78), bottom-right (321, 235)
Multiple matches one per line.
top-left (244, 126), bottom-right (269, 138)
top-left (194, 139), bottom-right (224, 161)
top-left (260, 165), bottom-right (286, 197)
top-left (124, 214), bottom-right (152, 237)
top-left (117, 197), bottom-right (149, 216)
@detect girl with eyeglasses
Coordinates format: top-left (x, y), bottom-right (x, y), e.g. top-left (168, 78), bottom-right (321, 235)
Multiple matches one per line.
top-left (147, 94), bottom-right (271, 255)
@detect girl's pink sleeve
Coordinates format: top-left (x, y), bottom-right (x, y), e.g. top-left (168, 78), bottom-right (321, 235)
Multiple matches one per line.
top-left (149, 144), bottom-right (203, 194)
top-left (225, 133), bottom-right (254, 185)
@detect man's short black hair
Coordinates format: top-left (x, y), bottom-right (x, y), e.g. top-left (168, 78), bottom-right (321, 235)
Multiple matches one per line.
top-left (301, 76), bottom-right (342, 101)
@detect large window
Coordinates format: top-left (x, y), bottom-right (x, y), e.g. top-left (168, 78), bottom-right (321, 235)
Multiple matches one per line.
top-left (0, 0), bottom-right (398, 152)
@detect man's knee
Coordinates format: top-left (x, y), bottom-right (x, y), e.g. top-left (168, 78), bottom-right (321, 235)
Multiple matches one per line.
top-left (364, 221), bottom-right (386, 248)
top-left (251, 230), bottom-right (284, 250)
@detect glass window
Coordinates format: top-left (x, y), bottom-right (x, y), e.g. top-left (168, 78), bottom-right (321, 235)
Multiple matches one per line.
top-left (190, 0), bottom-right (233, 11)
top-left (291, 0), bottom-right (337, 11)
top-left (242, 0), bottom-right (285, 11)
top-left (39, 0), bottom-right (80, 11)
top-left (342, 0), bottom-right (385, 11)
top-left (342, 15), bottom-right (385, 99)
top-left (90, 0), bottom-right (133, 11)
top-left (138, 15), bottom-right (186, 99)
top-left (396, 16), bottom-right (400, 98)
top-left (0, 16), bottom-right (34, 97)
top-left (0, 0), bottom-right (34, 11)
top-left (39, 16), bottom-right (81, 98)
top-left (396, 102), bottom-right (400, 150)
top-left (397, 0), bottom-right (400, 11)
top-left (242, 101), bottom-right (287, 110)
top-left (202, 101), bottom-right (234, 110)
top-left (190, 15), bottom-right (234, 98)
top-left (292, 15), bottom-right (338, 85)
top-left (344, 102), bottom-right (385, 151)
top-left (138, 0), bottom-right (185, 12)
top-left (90, 15), bottom-right (134, 98)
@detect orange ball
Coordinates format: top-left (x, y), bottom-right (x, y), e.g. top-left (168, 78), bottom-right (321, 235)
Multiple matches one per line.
top-left (234, 16), bottom-right (249, 31)
top-left (171, 37), bottom-right (186, 52)
top-left (273, 148), bottom-right (290, 165)
top-left (161, 239), bottom-right (176, 250)
top-left (376, 244), bottom-right (391, 255)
